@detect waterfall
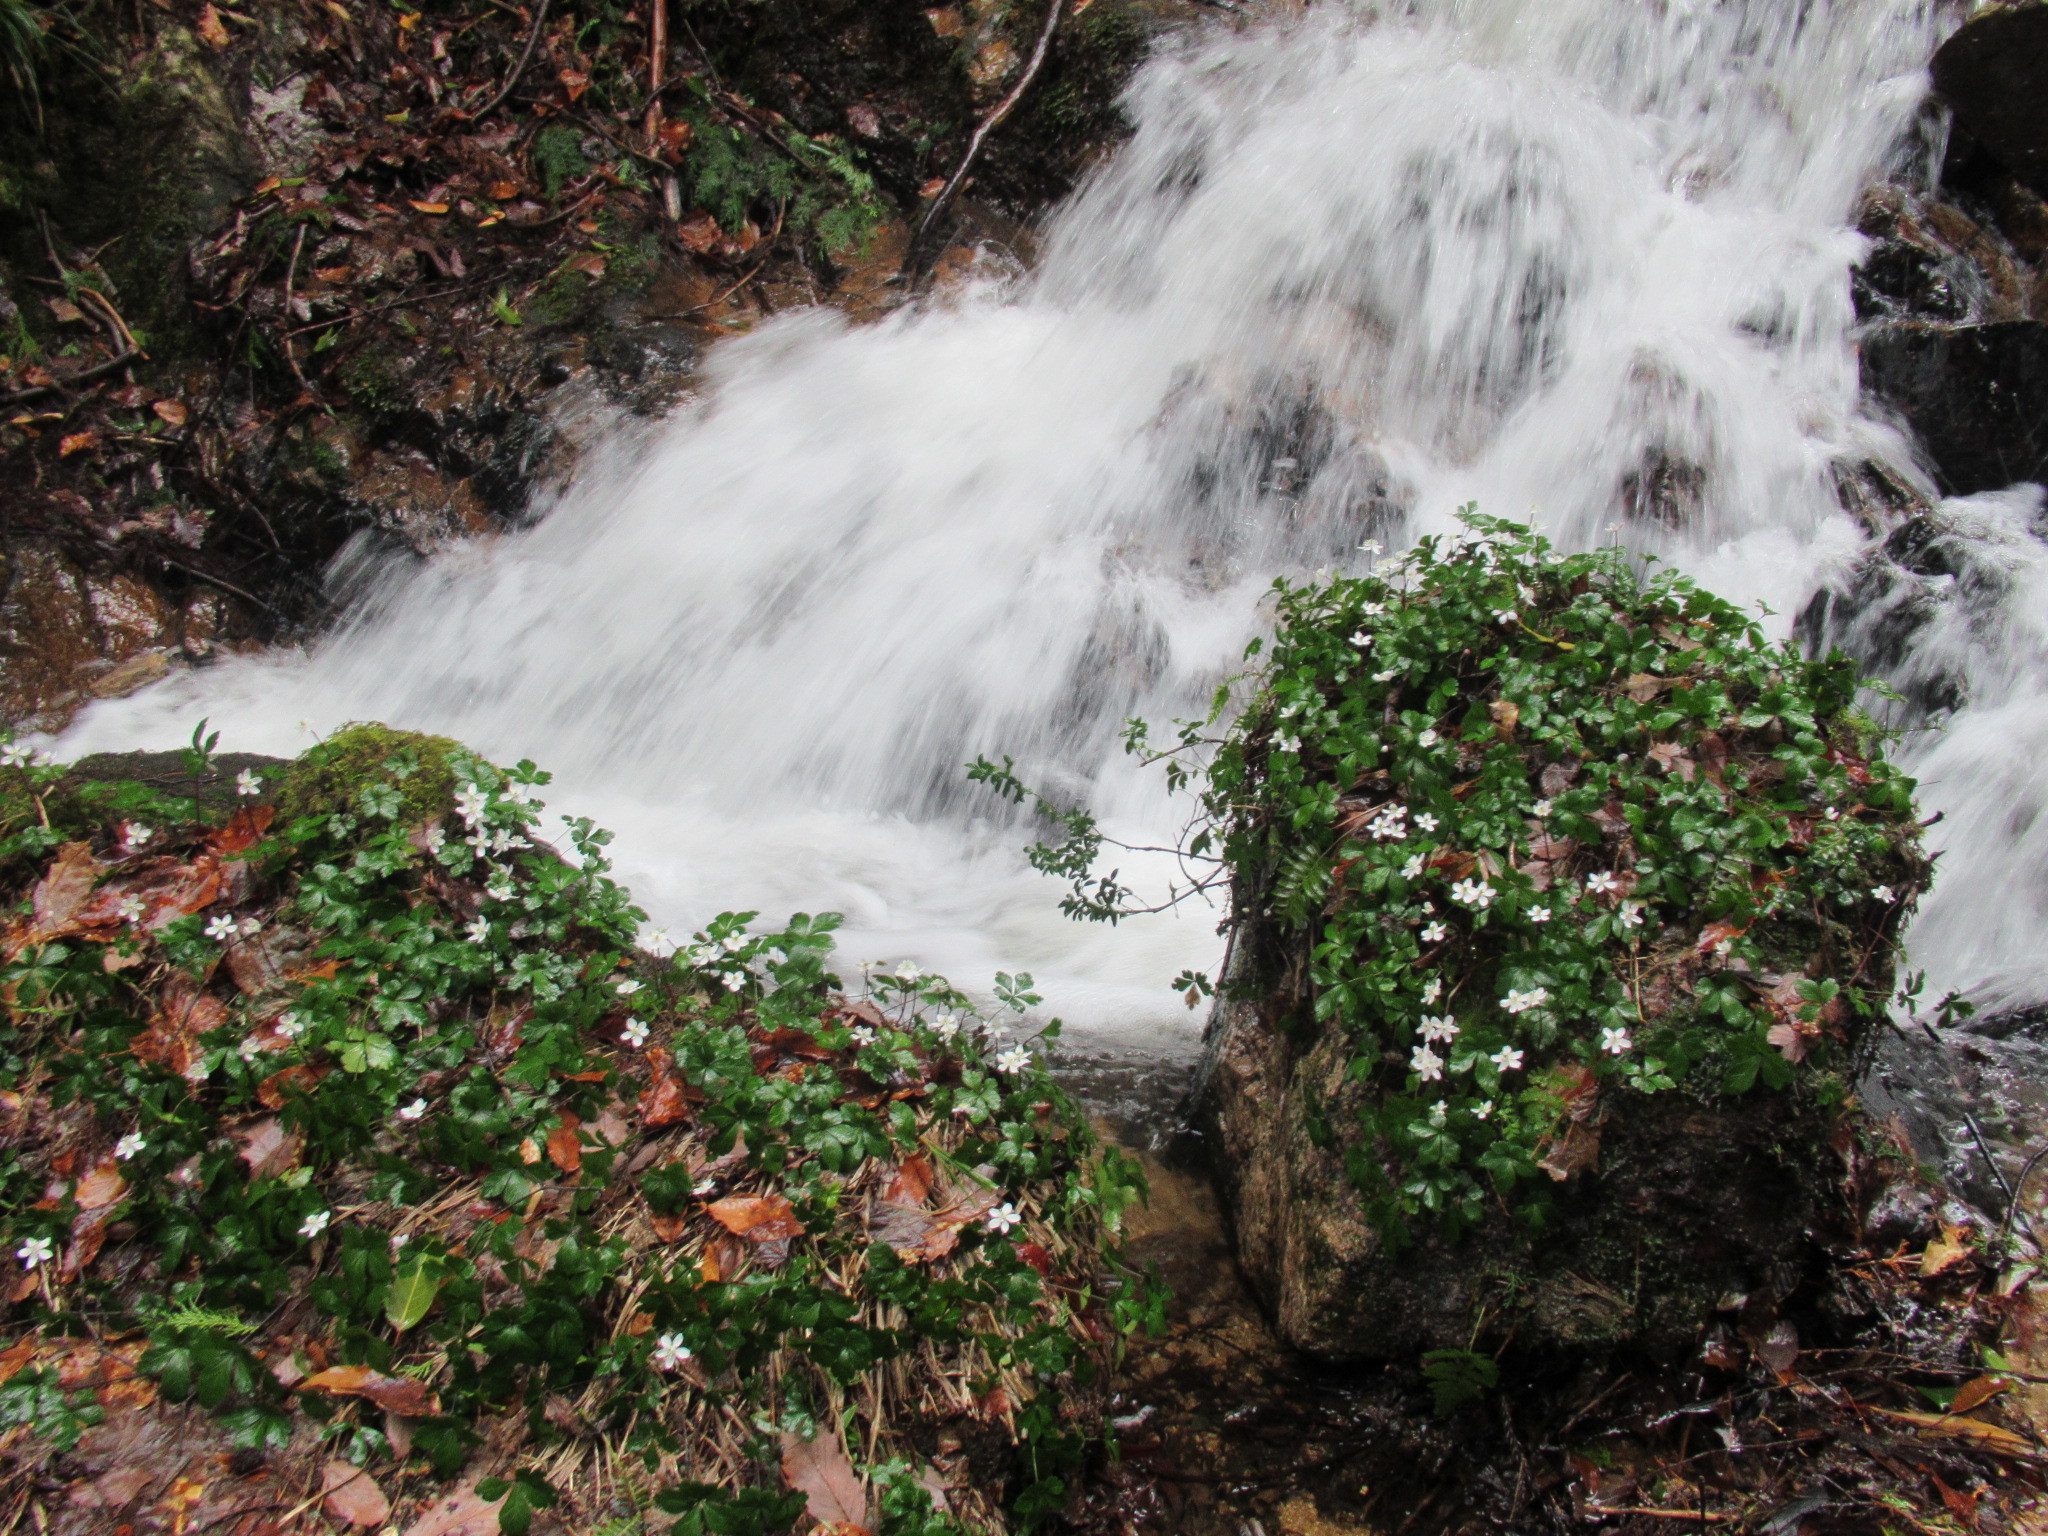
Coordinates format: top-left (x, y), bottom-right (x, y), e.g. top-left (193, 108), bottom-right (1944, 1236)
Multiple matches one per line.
top-left (59, 0), bottom-right (1980, 1049)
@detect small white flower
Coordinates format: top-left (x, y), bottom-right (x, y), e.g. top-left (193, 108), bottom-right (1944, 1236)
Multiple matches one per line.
top-left (454, 785), bottom-right (489, 826)
top-left (1585, 871), bottom-right (1620, 896)
top-left (16, 1236), bottom-right (53, 1269)
top-left (1490, 1046), bottom-right (1524, 1073)
top-left (1374, 669), bottom-right (1398, 683)
top-left (489, 827), bottom-right (527, 855)
top-left (1601, 1027), bottom-right (1633, 1056)
top-left (1360, 601), bottom-right (1385, 617)
top-left (1824, 806), bottom-right (1840, 820)
top-left (616, 978), bottom-right (643, 997)
top-left (276, 1012), bottom-right (304, 1039)
top-left (1409, 1045), bottom-right (1445, 1081)
top-left (486, 877), bottom-right (515, 903)
top-left (1532, 799), bottom-right (1553, 817)
top-left (840, 1024), bottom-right (875, 1049)
top-left (1421, 978), bottom-right (1443, 1004)
top-left (397, 1098), bottom-right (428, 1122)
top-left (204, 914), bottom-right (237, 943)
top-left (1872, 885), bottom-right (1895, 903)
top-left (238, 1036), bottom-right (263, 1062)
top-left (896, 962), bottom-right (923, 982)
top-left (1359, 540), bottom-right (1383, 555)
top-left (0, 743), bottom-right (34, 768)
top-left (1450, 878), bottom-right (1495, 911)
top-left (1421, 921), bottom-right (1448, 943)
top-left (1401, 854), bottom-right (1425, 879)
top-left (997, 1045), bottom-right (1031, 1074)
top-left (1502, 987), bottom-right (1549, 1015)
top-left (1417, 728), bottom-right (1440, 748)
top-left (1495, 609), bottom-right (1517, 625)
top-left (125, 823), bottom-right (152, 846)
top-left (1351, 630), bottom-right (1375, 649)
top-left (621, 1018), bottom-right (651, 1049)
top-left (720, 933), bottom-right (748, 954)
top-left (466, 916), bottom-right (491, 944)
top-left (652, 1333), bottom-right (694, 1371)
top-left (931, 1014), bottom-right (961, 1043)
top-left (116, 895), bottom-right (145, 923)
top-left (985, 1203), bottom-right (1023, 1234)
top-left (1419, 1015), bottom-right (1459, 1043)
top-left (422, 824), bottom-right (447, 854)
top-left (1616, 904), bottom-right (1645, 931)
top-left (391, 1231), bottom-right (411, 1251)
top-left (1414, 812), bottom-right (1439, 833)
top-left (235, 769), bottom-right (260, 797)
top-left (1428, 1099), bottom-right (1449, 1127)
top-left (1528, 906), bottom-right (1551, 924)
top-left (1473, 1100), bottom-right (1495, 1120)
top-left (299, 1210), bottom-right (333, 1239)
top-left (114, 1132), bottom-right (145, 1161)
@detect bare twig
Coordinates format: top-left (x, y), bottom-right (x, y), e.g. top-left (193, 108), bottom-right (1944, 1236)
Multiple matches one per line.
top-left (469, 0), bottom-right (553, 120)
top-left (281, 222), bottom-right (313, 395)
top-left (1, 350), bottom-right (142, 405)
top-left (907, 0), bottom-right (1064, 283)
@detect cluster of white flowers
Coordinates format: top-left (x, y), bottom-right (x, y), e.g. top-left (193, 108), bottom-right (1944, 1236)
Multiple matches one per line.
top-left (1409, 1044), bottom-right (1445, 1081)
top-left (453, 785), bottom-right (490, 826)
top-left (996, 1044), bottom-right (1031, 1074)
top-left (1501, 986), bottom-right (1548, 1015)
top-left (1366, 804), bottom-right (1408, 842)
top-left (1450, 877), bottom-right (1495, 911)
top-left (1418, 1015), bottom-right (1459, 1043)
top-left (930, 1014), bottom-right (961, 1043)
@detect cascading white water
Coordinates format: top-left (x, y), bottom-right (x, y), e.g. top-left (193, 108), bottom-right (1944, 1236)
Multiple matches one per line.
top-left (59, 0), bottom-right (1987, 1047)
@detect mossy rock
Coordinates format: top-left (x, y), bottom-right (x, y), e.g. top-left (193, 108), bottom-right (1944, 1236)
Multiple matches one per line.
top-left (274, 722), bottom-right (465, 828)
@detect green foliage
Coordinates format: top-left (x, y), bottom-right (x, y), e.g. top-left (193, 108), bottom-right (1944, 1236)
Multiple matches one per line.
top-left (274, 721), bottom-right (463, 830)
top-left (1419, 1347), bottom-right (1498, 1413)
top-left (0, 1365), bottom-right (104, 1451)
top-left (531, 123), bottom-right (591, 198)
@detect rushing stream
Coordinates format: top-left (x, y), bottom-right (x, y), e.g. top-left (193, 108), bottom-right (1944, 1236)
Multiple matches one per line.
top-left (61, 0), bottom-right (2017, 1061)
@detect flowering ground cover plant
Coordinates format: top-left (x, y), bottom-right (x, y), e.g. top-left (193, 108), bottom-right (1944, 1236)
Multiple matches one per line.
top-left (991, 513), bottom-right (1927, 1247)
top-left (0, 726), bottom-right (1152, 1534)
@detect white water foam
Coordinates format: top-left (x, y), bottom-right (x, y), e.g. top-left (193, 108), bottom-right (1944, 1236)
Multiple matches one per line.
top-left (58, 0), bottom-right (1974, 1046)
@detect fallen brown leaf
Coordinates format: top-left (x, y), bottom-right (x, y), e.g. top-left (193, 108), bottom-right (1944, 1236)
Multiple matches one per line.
top-left (323, 1459), bottom-right (391, 1527)
top-left (781, 1425), bottom-right (871, 1532)
top-left (302, 1364), bottom-right (439, 1417)
top-left (402, 1483), bottom-right (507, 1536)
top-left (197, 2), bottom-right (230, 48)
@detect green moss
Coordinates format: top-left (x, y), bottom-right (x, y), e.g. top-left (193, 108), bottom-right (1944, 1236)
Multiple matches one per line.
top-left (275, 722), bottom-right (465, 829)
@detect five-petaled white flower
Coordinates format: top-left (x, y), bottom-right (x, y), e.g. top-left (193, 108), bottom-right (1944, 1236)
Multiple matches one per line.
top-left (486, 877), bottom-right (515, 903)
top-left (1585, 871), bottom-right (1620, 896)
top-left (1421, 921), bottom-right (1448, 943)
top-left (848, 1025), bottom-right (877, 1047)
top-left (1419, 1015), bottom-right (1459, 1043)
top-left (276, 1012), bottom-right (304, 1039)
top-left (125, 823), bottom-right (152, 846)
top-left (985, 1203), bottom-right (1023, 1234)
top-left (454, 785), bottom-right (489, 826)
top-left (931, 1014), bottom-right (960, 1042)
top-left (115, 1132), bottom-right (146, 1160)
top-left (1473, 1100), bottom-right (1495, 1120)
top-left (1417, 728), bottom-right (1440, 748)
top-left (1616, 904), bottom-right (1645, 930)
top-left (1401, 854), bottom-right (1425, 879)
top-left (1528, 905), bottom-right (1551, 924)
top-left (652, 1333), bottom-right (694, 1372)
top-left (1502, 987), bottom-right (1549, 1015)
top-left (16, 1236), bottom-right (53, 1270)
top-left (299, 1211), bottom-right (333, 1239)
top-left (116, 895), bottom-right (145, 923)
top-left (1601, 1027), bottom-right (1633, 1055)
top-left (1359, 540), bottom-right (1383, 555)
top-left (1351, 630), bottom-right (1375, 649)
top-left (720, 933), bottom-right (748, 954)
top-left (1409, 1045), bottom-right (1445, 1081)
top-left (397, 1098), bottom-right (428, 1122)
top-left (615, 978), bottom-right (643, 997)
top-left (1872, 885), bottom-right (1895, 903)
top-left (1421, 978), bottom-right (1443, 1004)
top-left (1414, 812), bottom-right (1439, 833)
top-left (466, 916), bottom-right (491, 944)
top-left (421, 824), bottom-right (447, 854)
top-left (1450, 878), bottom-right (1495, 911)
top-left (896, 962), bottom-right (923, 982)
top-left (621, 1018), bottom-right (651, 1049)
top-left (238, 1036), bottom-right (263, 1062)
top-left (1490, 1046), bottom-right (1525, 1073)
top-left (204, 914), bottom-right (237, 942)
top-left (235, 769), bottom-right (261, 797)
top-left (997, 1045), bottom-right (1032, 1074)
top-left (0, 743), bottom-right (34, 768)
top-left (1360, 602), bottom-right (1385, 617)
top-left (1532, 799), bottom-right (1553, 817)
top-left (1369, 807), bottom-right (1408, 842)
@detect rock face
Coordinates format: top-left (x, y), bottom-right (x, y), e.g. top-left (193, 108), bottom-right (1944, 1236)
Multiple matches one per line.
top-left (1933, 2), bottom-right (2048, 198)
top-left (1199, 986), bottom-right (1839, 1364)
top-left (1861, 321), bottom-right (2048, 495)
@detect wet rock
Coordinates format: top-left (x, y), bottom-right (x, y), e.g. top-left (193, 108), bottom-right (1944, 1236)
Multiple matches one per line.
top-left (1860, 320), bottom-right (2048, 495)
top-left (1862, 1180), bottom-right (1939, 1246)
top-left (1932, 2), bottom-right (2048, 198)
top-left (0, 540), bottom-right (184, 728)
top-left (1199, 989), bottom-right (1835, 1363)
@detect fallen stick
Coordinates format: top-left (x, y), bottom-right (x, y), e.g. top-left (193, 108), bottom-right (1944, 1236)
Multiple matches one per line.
top-left (469, 0), bottom-right (553, 120)
top-left (1, 350), bottom-right (142, 405)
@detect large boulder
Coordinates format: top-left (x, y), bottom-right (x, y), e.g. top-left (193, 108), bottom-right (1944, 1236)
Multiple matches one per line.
top-left (1933, 2), bottom-right (2048, 198)
top-left (1185, 516), bottom-right (1925, 1363)
top-left (1860, 321), bottom-right (2048, 495)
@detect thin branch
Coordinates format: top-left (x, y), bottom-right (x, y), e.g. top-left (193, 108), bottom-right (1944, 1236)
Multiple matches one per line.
top-left (2, 350), bottom-right (143, 405)
top-left (907, 0), bottom-right (1064, 283)
top-left (468, 0), bottom-right (553, 120)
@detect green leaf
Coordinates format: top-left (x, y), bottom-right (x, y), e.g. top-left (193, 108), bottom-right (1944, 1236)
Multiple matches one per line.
top-left (384, 1257), bottom-right (447, 1332)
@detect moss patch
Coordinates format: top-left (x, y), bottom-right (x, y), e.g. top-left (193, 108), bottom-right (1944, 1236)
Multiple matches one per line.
top-left (273, 721), bottom-right (465, 829)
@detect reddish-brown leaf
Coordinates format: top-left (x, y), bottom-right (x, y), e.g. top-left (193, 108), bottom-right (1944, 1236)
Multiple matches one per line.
top-left (133, 977), bottom-right (228, 1084)
top-left (558, 68), bottom-right (590, 101)
top-left (781, 1426), bottom-right (871, 1533)
top-left (74, 1158), bottom-right (126, 1212)
top-left (197, 2), bottom-right (230, 48)
top-left (409, 200), bottom-right (450, 215)
top-left (401, 1484), bottom-right (506, 1536)
top-left (256, 1063), bottom-right (325, 1110)
top-left (151, 398), bottom-right (189, 428)
top-left (234, 1117), bottom-right (303, 1180)
top-left (302, 1364), bottom-right (439, 1417)
top-left (706, 1194), bottom-right (803, 1267)
top-left (1536, 1121), bottom-right (1601, 1183)
top-left (546, 1112), bottom-right (583, 1174)
top-left (883, 1154), bottom-right (933, 1207)
top-left (11, 842), bottom-right (101, 955)
top-left (678, 213), bottom-right (721, 252)
top-left (640, 1047), bottom-right (697, 1129)
top-left (207, 804), bottom-right (274, 855)
top-left (59, 431), bottom-right (99, 459)
top-left (322, 1459), bottom-right (391, 1527)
